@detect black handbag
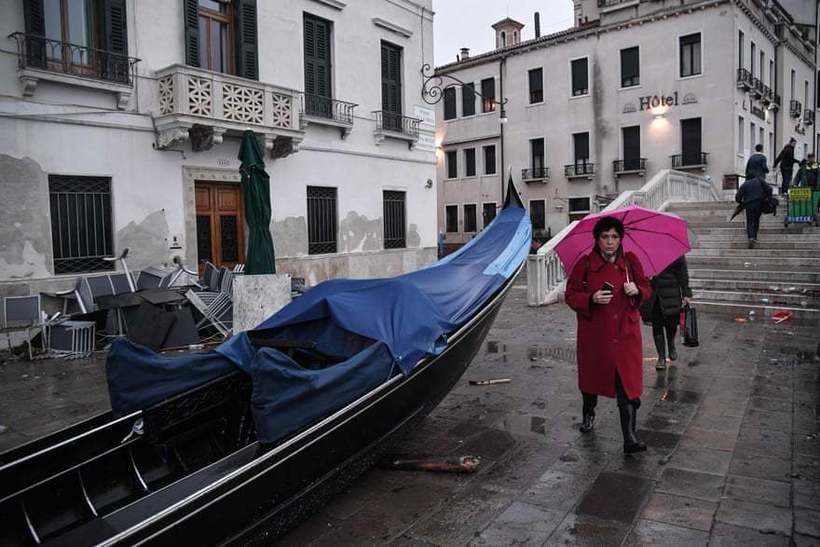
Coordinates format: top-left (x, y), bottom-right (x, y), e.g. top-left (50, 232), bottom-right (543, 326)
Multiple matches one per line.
top-left (681, 304), bottom-right (699, 347)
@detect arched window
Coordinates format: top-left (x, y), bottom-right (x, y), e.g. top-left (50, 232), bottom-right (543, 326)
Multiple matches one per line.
top-left (501, 31), bottom-right (506, 47)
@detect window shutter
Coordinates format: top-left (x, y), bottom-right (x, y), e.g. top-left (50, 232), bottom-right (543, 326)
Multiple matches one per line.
top-left (443, 87), bottom-right (456, 119)
top-left (462, 82), bottom-right (475, 116)
top-left (101, 0), bottom-right (128, 83)
top-left (23, 0), bottom-right (46, 68)
top-left (574, 133), bottom-right (589, 162)
top-left (304, 15), bottom-right (331, 97)
top-left (235, 0), bottom-right (258, 80)
top-left (183, 0), bottom-right (199, 67)
top-left (572, 58), bottom-right (588, 94)
top-left (381, 42), bottom-right (402, 114)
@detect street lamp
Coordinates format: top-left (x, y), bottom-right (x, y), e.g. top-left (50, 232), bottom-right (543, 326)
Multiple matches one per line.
top-left (421, 63), bottom-right (509, 121)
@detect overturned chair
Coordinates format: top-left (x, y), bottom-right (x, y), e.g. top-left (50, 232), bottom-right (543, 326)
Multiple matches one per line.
top-left (185, 265), bottom-right (235, 337)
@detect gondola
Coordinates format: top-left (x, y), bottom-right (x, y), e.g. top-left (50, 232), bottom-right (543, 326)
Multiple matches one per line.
top-left (0, 184), bottom-right (531, 546)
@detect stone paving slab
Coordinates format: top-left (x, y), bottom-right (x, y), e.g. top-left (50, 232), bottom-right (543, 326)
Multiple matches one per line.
top-left (1, 278), bottom-right (819, 545)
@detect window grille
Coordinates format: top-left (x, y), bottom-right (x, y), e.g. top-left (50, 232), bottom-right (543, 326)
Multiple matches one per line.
top-left (383, 191), bottom-right (406, 249)
top-left (463, 204), bottom-right (477, 232)
top-left (307, 186), bottom-right (337, 254)
top-left (48, 175), bottom-right (114, 274)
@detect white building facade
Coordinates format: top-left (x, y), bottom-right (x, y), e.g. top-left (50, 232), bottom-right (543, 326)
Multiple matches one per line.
top-left (0, 0), bottom-right (436, 298)
top-left (435, 0), bottom-right (818, 244)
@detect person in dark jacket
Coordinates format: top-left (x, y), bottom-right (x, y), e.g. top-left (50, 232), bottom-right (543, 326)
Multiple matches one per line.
top-left (640, 257), bottom-right (692, 370)
top-left (773, 138), bottom-right (799, 196)
top-left (735, 176), bottom-right (773, 248)
top-left (745, 144), bottom-right (769, 181)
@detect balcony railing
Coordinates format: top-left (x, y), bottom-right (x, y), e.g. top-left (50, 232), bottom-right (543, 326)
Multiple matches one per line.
top-left (805, 110), bottom-right (815, 126)
top-left (10, 31), bottom-right (138, 86)
top-left (761, 84), bottom-right (772, 104)
top-left (300, 93), bottom-right (356, 124)
top-left (613, 158), bottom-right (647, 174)
top-left (153, 64), bottom-right (301, 152)
top-left (373, 111), bottom-right (420, 145)
top-left (771, 92), bottom-right (781, 110)
top-left (751, 77), bottom-right (764, 98)
top-left (671, 152), bottom-right (708, 169)
top-left (597, 0), bottom-right (633, 7)
top-left (564, 162), bottom-right (595, 178)
top-left (522, 167), bottom-right (550, 182)
top-left (736, 68), bottom-right (752, 90)
top-left (790, 100), bottom-right (803, 118)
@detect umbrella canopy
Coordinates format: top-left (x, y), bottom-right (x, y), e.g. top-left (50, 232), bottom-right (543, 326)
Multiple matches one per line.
top-left (554, 205), bottom-right (690, 278)
top-left (238, 130), bottom-right (276, 275)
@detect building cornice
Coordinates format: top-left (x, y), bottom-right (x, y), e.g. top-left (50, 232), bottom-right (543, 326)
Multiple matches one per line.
top-left (441, 133), bottom-right (501, 147)
top-left (436, 0), bottom-right (735, 75)
top-left (384, 0), bottom-right (434, 21)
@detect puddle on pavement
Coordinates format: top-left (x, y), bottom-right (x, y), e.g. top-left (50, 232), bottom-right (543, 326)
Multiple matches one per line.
top-left (496, 413), bottom-right (550, 439)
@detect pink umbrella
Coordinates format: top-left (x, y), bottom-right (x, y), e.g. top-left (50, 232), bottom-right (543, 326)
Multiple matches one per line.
top-left (554, 205), bottom-right (690, 278)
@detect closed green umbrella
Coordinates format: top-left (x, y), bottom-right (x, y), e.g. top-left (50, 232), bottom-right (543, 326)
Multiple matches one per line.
top-left (238, 130), bottom-right (276, 274)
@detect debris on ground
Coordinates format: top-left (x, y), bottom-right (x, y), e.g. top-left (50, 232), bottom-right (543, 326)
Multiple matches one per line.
top-left (469, 378), bottom-right (511, 386)
top-left (382, 455), bottom-right (480, 473)
top-left (772, 311), bottom-right (793, 323)
top-left (734, 316), bottom-right (748, 323)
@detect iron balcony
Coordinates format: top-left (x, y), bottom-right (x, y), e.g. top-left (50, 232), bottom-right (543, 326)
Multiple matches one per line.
top-left (790, 100), bottom-right (803, 118)
top-left (671, 153), bottom-right (709, 170)
top-left (613, 158), bottom-right (647, 175)
top-left (564, 163), bottom-right (595, 179)
top-left (521, 167), bottom-right (550, 183)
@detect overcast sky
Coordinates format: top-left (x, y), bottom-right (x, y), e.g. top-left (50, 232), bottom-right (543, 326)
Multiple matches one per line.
top-left (432, 0), bottom-right (576, 67)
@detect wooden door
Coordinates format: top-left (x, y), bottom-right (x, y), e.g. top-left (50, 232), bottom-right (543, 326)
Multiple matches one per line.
top-left (681, 118), bottom-right (702, 166)
top-left (195, 182), bottom-right (245, 270)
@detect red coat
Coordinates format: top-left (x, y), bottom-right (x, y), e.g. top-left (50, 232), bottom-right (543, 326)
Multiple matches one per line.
top-left (564, 250), bottom-right (651, 400)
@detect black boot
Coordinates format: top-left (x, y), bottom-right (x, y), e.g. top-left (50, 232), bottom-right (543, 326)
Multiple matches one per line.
top-left (653, 330), bottom-right (667, 370)
top-left (580, 411), bottom-right (595, 433)
top-left (581, 393), bottom-right (597, 433)
top-left (619, 403), bottom-right (647, 454)
top-left (666, 325), bottom-right (678, 361)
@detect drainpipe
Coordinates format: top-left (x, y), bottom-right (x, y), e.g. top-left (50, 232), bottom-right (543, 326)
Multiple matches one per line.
top-left (499, 56), bottom-right (506, 203)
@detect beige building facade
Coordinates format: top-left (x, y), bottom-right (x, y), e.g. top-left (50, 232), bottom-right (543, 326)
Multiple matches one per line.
top-left (435, 0), bottom-right (818, 244)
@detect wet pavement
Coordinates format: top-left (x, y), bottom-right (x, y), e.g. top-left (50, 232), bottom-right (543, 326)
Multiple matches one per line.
top-left (1, 278), bottom-right (819, 545)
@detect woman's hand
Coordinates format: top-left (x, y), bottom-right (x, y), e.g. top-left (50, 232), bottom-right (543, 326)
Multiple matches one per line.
top-left (623, 282), bottom-right (639, 296)
top-left (592, 289), bottom-right (613, 305)
top-left (682, 296), bottom-right (691, 306)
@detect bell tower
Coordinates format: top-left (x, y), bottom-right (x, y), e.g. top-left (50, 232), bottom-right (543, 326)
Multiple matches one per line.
top-left (492, 18), bottom-right (525, 49)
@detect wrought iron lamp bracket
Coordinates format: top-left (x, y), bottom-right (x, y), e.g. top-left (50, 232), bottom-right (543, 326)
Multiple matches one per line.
top-left (420, 63), bottom-right (508, 108)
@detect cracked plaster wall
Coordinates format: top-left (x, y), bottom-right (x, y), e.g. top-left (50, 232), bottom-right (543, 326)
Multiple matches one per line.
top-left (117, 209), bottom-right (172, 269)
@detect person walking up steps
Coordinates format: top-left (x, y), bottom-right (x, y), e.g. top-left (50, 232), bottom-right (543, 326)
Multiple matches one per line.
top-left (640, 257), bottom-right (692, 370)
top-left (774, 137), bottom-right (799, 196)
top-left (735, 173), bottom-right (773, 248)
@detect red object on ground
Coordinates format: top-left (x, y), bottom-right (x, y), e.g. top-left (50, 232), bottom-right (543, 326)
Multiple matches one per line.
top-left (564, 250), bottom-right (652, 401)
top-left (772, 310), bottom-right (793, 323)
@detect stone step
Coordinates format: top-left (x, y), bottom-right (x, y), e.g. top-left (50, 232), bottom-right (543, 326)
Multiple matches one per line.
top-left (689, 278), bottom-right (820, 294)
top-left (688, 300), bottom-right (820, 322)
top-left (689, 268), bottom-right (820, 284)
top-left (687, 255), bottom-right (820, 269)
top-left (688, 248), bottom-right (820, 258)
top-left (685, 219), bottom-right (796, 228)
top-left (693, 239), bottom-right (820, 249)
top-left (692, 289), bottom-right (820, 307)
top-left (690, 226), bottom-right (819, 235)
top-left (667, 202), bottom-right (738, 211)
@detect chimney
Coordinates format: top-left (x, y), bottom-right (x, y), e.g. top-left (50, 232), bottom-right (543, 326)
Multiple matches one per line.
top-left (460, 47), bottom-right (470, 60)
top-left (534, 12), bottom-right (541, 38)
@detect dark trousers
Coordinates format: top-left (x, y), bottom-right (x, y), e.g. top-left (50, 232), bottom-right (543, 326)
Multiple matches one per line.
top-left (651, 301), bottom-right (678, 359)
top-left (781, 169), bottom-right (793, 196)
top-left (582, 373), bottom-right (637, 414)
top-left (745, 203), bottom-right (763, 240)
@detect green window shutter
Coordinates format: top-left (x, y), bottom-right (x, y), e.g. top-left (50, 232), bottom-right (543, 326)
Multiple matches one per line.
top-left (23, 0), bottom-right (46, 68)
top-left (304, 14), bottom-right (331, 97)
top-left (183, 0), bottom-right (199, 67)
top-left (381, 42), bottom-right (402, 114)
top-left (235, 0), bottom-right (258, 80)
top-left (100, 0), bottom-right (129, 83)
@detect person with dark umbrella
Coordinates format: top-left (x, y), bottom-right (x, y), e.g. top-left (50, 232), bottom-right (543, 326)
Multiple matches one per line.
top-left (640, 256), bottom-right (692, 370)
top-left (773, 137), bottom-right (799, 196)
top-left (564, 216), bottom-right (652, 454)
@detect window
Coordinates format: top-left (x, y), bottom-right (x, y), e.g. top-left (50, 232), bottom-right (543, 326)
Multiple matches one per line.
top-left (483, 145), bottom-right (497, 175)
top-left (463, 204), bottom-right (477, 232)
top-left (770, 132), bottom-right (774, 157)
top-left (620, 46), bottom-right (639, 88)
top-left (790, 69), bottom-right (795, 101)
top-left (443, 86), bottom-right (457, 120)
top-left (381, 41), bottom-right (403, 129)
top-left (750, 121), bottom-right (756, 147)
top-left (304, 13), bottom-right (332, 116)
top-left (446, 150), bottom-right (458, 179)
top-left (465, 148), bottom-right (476, 177)
top-left (737, 116), bottom-right (744, 155)
top-left (183, 0), bottom-right (257, 79)
top-left (804, 143), bottom-right (808, 159)
top-left (738, 30), bottom-right (743, 69)
top-left (49, 175), bottom-right (113, 274)
top-left (445, 205), bottom-right (458, 233)
top-left (481, 78), bottom-right (496, 112)
top-left (530, 138), bottom-right (545, 171)
top-left (679, 33), bottom-right (701, 77)
top-left (530, 200), bottom-right (546, 231)
top-left (462, 82), bottom-right (476, 116)
top-left (483, 203), bottom-right (497, 226)
top-left (770, 60), bottom-right (775, 89)
top-left (805, 80), bottom-right (810, 109)
top-left (28, 0), bottom-right (130, 83)
top-left (307, 186), bottom-right (337, 254)
top-left (383, 190), bottom-right (406, 249)
top-left (528, 68), bottom-right (543, 103)
top-left (750, 42), bottom-right (755, 78)
top-left (759, 127), bottom-right (764, 152)
top-left (568, 197), bottom-right (591, 222)
top-left (571, 58), bottom-right (589, 96)
top-left (622, 126), bottom-right (641, 170)
top-left (573, 132), bottom-right (590, 165)
top-left (760, 51), bottom-right (764, 83)
top-left (681, 118), bottom-right (703, 165)
top-left (501, 31), bottom-right (506, 47)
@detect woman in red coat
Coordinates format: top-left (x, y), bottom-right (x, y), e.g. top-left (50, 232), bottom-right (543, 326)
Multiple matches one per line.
top-left (565, 217), bottom-right (652, 454)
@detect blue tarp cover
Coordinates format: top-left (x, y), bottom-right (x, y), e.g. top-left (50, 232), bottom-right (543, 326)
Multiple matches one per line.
top-left (107, 189), bottom-right (530, 443)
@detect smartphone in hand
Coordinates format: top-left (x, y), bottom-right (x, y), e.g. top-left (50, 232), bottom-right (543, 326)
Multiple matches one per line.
top-left (601, 281), bottom-right (614, 294)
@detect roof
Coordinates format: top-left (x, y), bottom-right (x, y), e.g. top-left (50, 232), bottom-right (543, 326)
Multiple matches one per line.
top-left (491, 17), bottom-right (525, 30)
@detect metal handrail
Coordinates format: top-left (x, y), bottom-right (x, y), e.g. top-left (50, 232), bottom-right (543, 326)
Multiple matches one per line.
top-left (300, 93), bottom-right (357, 124)
top-left (372, 110), bottom-right (421, 139)
top-left (671, 153), bottom-right (709, 168)
top-left (790, 100), bottom-right (803, 118)
top-left (9, 32), bottom-right (139, 85)
top-left (564, 163), bottom-right (595, 177)
top-left (522, 167), bottom-right (550, 180)
top-left (526, 169), bottom-right (720, 306)
top-left (736, 68), bottom-right (752, 89)
top-left (614, 158), bottom-right (647, 173)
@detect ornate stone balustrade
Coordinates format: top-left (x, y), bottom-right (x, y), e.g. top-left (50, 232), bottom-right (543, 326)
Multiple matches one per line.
top-left (154, 65), bottom-right (303, 156)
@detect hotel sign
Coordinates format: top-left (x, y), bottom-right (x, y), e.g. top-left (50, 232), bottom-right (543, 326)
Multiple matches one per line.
top-left (639, 92), bottom-right (679, 111)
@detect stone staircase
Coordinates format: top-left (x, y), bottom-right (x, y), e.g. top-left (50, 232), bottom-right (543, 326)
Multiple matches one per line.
top-left (666, 201), bottom-right (820, 322)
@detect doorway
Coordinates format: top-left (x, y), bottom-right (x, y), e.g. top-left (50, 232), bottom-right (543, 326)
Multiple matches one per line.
top-left (195, 182), bottom-right (245, 270)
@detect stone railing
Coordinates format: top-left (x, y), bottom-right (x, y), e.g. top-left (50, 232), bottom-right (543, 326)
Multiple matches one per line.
top-left (527, 169), bottom-right (720, 306)
top-left (153, 64), bottom-right (302, 153)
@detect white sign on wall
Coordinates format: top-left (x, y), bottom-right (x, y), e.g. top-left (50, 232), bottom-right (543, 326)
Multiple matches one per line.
top-left (413, 105), bottom-right (435, 130)
top-left (416, 132), bottom-right (436, 151)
